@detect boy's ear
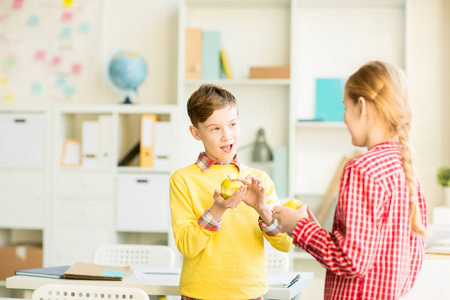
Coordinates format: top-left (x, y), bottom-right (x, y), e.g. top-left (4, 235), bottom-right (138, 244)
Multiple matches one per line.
top-left (189, 125), bottom-right (202, 141)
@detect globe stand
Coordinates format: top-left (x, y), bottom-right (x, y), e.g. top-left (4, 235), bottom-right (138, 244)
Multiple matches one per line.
top-left (123, 96), bottom-right (132, 104)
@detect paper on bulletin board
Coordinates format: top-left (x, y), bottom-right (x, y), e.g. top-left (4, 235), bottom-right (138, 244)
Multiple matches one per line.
top-left (0, 0), bottom-right (104, 104)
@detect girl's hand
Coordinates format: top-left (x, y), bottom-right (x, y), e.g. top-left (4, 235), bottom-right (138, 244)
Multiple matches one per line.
top-left (272, 204), bottom-right (309, 236)
top-left (238, 175), bottom-right (266, 211)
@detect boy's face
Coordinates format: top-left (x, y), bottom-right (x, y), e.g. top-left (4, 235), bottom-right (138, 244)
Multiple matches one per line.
top-left (189, 104), bottom-right (239, 164)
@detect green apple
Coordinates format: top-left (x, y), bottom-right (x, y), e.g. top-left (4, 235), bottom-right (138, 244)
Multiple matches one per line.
top-left (220, 176), bottom-right (243, 199)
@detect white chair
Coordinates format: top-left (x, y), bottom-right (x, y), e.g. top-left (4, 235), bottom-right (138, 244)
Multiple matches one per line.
top-left (93, 244), bottom-right (175, 269)
top-left (31, 284), bottom-right (149, 300)
top-left (266, 249), bottom-right (290, 272)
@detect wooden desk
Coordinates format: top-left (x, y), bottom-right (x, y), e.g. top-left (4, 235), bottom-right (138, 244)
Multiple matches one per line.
top-left (6, 271), bottom-right (313, 300)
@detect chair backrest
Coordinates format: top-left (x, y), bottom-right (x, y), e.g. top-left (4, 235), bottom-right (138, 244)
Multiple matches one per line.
top-left (93, 244), bottom-right (175, 268)
top-left (266, 249), bottom-right (290, 272)
top-left (31, 284), bottom-right (148, 300)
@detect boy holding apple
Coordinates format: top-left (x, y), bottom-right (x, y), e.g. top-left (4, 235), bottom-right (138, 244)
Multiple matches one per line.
top-left (170, 83), bottom-right (293, 300)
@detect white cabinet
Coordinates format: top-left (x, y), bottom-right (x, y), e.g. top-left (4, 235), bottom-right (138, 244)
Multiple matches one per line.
top-left (116, 174), bottom-right (170, 232)
top-left (0, 113), bottom-right (45, 168)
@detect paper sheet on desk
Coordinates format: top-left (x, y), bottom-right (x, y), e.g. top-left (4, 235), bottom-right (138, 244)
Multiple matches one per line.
top-left (268, 273), bottom-right (300, 287)
top-left (133, 268), bottom-right (181, 280)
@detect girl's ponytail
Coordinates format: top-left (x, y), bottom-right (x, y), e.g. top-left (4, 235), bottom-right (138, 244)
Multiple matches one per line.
top-left (398, 127), bottom-right (426, 236)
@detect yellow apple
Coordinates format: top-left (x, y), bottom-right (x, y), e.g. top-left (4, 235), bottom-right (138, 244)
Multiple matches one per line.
top-left (220, 176), bottom-right (243, 199)
top-left (283, 199), bottom-right (303, 209)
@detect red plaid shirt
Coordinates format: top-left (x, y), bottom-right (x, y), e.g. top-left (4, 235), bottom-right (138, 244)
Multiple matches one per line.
top-left (292, 141), bottom-right (427, 300)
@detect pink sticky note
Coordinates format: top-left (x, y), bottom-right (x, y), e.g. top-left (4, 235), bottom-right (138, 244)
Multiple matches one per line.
top-left (62, 12), bottom-right (72, 22)
top-left (34, 50), bottom-right (46, 61)
top-left (72, 63), bottom-right (82, 74)
top-left (51, 56), bottom-right (62, 66)
top-left (13, 0), bottom-right (23, 9)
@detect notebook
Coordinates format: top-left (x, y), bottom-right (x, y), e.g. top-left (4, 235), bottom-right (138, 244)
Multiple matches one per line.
top-left (15, 265), bottom-right (71, 279)
top-left (64, 262), bottom-right (132, 281)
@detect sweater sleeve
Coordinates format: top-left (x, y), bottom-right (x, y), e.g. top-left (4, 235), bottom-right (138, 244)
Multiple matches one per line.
top-left (260, 172), bottom-right (294, 252)
top-left (292, 166), bottom-right (383, 278)
top-left (170, 172), bottom-right (217, 259)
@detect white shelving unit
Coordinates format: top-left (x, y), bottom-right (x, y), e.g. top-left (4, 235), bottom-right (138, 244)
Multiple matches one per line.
top-left (177, 0), bottom-right (293, 184)
top-left (0, 104), bottom-right (178, 267)
top-left (176, 3), bottom-right (409, 298)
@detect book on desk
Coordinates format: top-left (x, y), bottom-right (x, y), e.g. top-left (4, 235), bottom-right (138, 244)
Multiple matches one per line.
top-left (15, 265), bottom-right (70, 279)
top-left (15, 262), bottom-right (132, 281)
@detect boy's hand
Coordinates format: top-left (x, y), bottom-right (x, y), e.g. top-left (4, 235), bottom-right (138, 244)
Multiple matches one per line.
top-left (209, 185), bottom-right (247, 222)
top-left (238, 175), bottom-right (266, 211)
top-left (272, 204), bottom-right (310, 236)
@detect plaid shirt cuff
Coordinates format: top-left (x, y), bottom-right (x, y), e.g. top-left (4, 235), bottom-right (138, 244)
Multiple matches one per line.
top-left (292, 218), bottom-right (319, 249)
top-left (258, 217), bottom-right (282, 236)
top-left (198, 208), bottom-right (222, 232)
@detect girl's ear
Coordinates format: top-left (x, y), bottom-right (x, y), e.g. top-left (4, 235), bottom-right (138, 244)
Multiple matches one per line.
top-left (358, 96), bottom-right (368, 117)
top-left (189, 125), bottom-right (202, 141)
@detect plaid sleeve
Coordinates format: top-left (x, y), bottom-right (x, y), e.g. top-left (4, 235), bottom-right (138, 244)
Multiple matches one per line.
top-left (258, 217), bottom-right (281, 236)
top-left (198, 208), bottom-right (222, 232)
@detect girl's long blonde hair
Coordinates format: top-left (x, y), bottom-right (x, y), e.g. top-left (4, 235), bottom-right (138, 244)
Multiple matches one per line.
top-left (345, 61), bottom-right (425, 236)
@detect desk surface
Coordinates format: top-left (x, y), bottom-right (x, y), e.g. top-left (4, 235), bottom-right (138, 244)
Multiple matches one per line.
top-left (6, 271), bottom-right (313, 300)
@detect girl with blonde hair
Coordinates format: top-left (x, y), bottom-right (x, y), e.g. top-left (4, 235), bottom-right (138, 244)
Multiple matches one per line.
top-left (273, 61), bottom-right (427, 300)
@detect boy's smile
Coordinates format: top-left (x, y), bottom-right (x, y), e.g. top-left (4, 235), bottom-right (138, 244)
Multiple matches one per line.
top-left (189, 104), bottom-right (240, 164)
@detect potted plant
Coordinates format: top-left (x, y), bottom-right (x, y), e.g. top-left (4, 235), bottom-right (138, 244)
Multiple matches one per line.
top-left (437, 166), bottom-right (450, 206)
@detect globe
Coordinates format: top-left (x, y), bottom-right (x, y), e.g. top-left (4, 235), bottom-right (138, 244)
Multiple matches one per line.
top-left (106, 50), bottom-right (147, 104)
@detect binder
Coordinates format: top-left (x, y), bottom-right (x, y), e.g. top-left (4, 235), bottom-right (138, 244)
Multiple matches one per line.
top-left (153, 121), bottom-right (171, 170)
top-left (118, 142), bottom-right (140, 166)
top-left (185, 28), bottom-right (202, 79)
top-left (315, 78), bottom-right (346, 122)
top-left (220, 49), bottom-right (233, 79)
top-left (140, 114), bottom-right (157, 168)
top-left (98, 115), bottom-right (113, 168)
top-left (201, 31), bottom-right (221, 80)
top-left (82, 121), bottom-right (99, 168)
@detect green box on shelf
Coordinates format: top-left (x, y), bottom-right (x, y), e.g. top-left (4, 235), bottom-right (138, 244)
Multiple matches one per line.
top-left (315, 78), bottom-right (346, 122)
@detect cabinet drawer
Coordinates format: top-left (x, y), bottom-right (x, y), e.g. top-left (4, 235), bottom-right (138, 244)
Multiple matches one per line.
top-left (55, 200), bottom-right (114, 227)
top-left (58, 173), bottom-right (113, 198)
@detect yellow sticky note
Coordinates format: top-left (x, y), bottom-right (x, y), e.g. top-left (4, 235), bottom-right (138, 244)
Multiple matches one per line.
top-left (2, 93), bottom-right (16, 104)
top-left (63, 0), bottom-right (73, 7)
top-left (0, 76), bottom-right (9, 87)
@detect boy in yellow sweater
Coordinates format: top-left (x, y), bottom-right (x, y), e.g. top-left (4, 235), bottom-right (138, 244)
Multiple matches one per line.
top-left (170, 84), bottom-right (293, 300)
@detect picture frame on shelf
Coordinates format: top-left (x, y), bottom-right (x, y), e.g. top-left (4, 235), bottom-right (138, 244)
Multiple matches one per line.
top-left (60, 139), bottom-right (81, 167)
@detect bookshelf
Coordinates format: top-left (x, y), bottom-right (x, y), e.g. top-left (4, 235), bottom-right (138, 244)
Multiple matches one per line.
top-left (0, 104), bottom-right (177, 268)
top-left (177, 3), bottom-right (408, 298)
top-left (177, 0), bottom-right (407, 197)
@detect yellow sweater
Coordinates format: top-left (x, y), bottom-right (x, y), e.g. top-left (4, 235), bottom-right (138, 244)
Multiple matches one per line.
top-left (170, 163), bottom-right (293, 300)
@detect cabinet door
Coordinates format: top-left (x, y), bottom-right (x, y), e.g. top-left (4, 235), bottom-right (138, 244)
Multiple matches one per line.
top-left (51, 227), bottom-right (114, 266)
top-left (0, 172), bottom-right (45, 228)
top-left (0, 113), bottom-right (45, 168)
top-left (116, 174), bottom-right (170, 232)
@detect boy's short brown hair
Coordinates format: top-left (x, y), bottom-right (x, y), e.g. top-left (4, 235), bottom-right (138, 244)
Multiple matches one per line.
top-left (187, 84), bottom-right (237, 127)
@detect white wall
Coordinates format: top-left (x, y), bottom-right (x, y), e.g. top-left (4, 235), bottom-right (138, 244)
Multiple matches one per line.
top-left (100, 0), bottom-right (179, 105)
top-left (408, 0), bottom-right (447, 214)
